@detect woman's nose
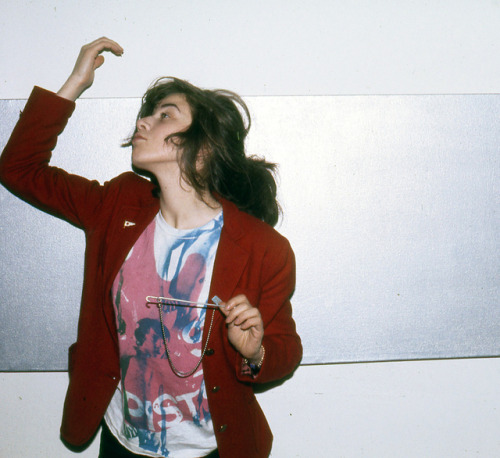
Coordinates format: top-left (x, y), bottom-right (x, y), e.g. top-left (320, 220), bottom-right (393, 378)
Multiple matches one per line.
top-left (136, 117), bottom-right (150, 130)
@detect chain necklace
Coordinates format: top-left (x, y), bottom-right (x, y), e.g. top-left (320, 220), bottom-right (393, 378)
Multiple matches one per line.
top-left (154, 296), bottom-right (221, 378)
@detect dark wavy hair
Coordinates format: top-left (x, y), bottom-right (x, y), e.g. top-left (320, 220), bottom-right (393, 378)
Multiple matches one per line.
top-left (125, 77), bottom-right (280, 226)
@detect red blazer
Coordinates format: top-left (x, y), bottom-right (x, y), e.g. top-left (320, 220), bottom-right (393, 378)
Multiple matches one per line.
top-left (0, 87), bottom-right (302, 457)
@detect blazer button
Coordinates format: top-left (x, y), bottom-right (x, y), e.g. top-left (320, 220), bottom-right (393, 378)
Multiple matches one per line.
top-left (219, 424), bottom-right (227, 433)
top-left (211, 386), bottom-right (220, 393)
top-left (205, 348), bottom-right (215, 356)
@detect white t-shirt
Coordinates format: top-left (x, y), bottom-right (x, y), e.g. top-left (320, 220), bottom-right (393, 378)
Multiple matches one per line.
top-left (104, 211), bottom-right (223, 457)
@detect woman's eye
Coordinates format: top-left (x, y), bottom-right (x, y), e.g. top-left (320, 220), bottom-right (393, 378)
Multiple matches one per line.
top-left (160, 112), bottom-right (169, 119)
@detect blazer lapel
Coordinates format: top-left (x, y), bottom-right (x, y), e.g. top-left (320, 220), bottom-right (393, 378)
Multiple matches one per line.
top-left (101, 200), bottom-right (159, 339)
top-left (103, 201), bottom-right (159, 288)
top-left (204, 198), bottom-right (249, 341)
top-left (209, 232), bottom-right (249, 304)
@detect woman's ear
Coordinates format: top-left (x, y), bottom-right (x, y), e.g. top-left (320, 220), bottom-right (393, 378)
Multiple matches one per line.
top-left (195, 144), bottom-right (211, 170)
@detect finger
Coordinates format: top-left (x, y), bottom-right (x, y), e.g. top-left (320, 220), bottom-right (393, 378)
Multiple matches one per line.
top-left (234, 310), bottom-right (263, 329)
top-left (218, 301), bottom-right (229, 317)
top-left (219, 298), bottom-right (244, 318)
top-left (93, 55), bottom-right (105, 70)
top-left (226, 306), bottom-right (261, 326)
top-left (224, 294), bottom-right (250, 311)
top-left (87, 36), bottom-right (124, 56)
top-left (224, 302), bottom-right (251, 322)
top-left (235, 316), bottom-right (263, 331)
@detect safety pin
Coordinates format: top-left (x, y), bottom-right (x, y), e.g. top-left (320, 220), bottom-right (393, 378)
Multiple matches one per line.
top-left (146, 295), bottom-right (223, 309)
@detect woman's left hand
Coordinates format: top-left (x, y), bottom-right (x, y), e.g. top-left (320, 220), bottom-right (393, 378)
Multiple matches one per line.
top-left (219, 294), bottom-right (264, 363)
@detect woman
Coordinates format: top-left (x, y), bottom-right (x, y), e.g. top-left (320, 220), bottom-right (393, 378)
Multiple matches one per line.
top-left (0, 37), bottom-right (301, 458)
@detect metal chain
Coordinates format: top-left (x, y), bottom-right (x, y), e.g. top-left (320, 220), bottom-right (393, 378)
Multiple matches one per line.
top-left (157, 303), bottom-right (216, 378)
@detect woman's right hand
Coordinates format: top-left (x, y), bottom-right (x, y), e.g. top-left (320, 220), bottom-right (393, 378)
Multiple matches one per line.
top-left (57, 37), bottom-right (123, 101)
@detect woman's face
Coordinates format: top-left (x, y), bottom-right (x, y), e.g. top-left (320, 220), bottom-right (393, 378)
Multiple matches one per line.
top-left (131, 93), bottom-right (193, 174)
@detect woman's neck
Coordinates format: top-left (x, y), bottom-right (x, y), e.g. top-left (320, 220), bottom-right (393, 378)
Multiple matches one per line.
top-left (157, 175), bottom-right (221, 230)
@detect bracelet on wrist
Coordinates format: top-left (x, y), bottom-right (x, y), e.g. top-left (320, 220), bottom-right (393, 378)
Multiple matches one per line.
top-left (243, 345), bottom-right (265, 372)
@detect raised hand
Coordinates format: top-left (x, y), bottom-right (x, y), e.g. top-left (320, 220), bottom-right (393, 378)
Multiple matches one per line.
top-left (57, 37), bottom-right (124, 101)
top-left (219, 294), bottom-right (264, 363)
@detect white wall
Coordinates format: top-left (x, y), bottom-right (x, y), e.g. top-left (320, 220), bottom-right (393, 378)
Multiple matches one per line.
top-left (1, 1), bottom-right (499, 456)
top-left (2, 359), bottom-right (500, 457)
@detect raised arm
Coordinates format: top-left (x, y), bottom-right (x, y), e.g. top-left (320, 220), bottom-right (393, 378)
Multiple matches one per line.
top-left (57, 37), bottom-right (124, 101)
top-left (0, 38), bottom-right (125, 228)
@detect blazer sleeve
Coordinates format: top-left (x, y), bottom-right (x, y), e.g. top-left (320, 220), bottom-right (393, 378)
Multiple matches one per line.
top-left (237, 235), bottom-right (303, 384)
top-left (0, 86), bottom-right (108, 229)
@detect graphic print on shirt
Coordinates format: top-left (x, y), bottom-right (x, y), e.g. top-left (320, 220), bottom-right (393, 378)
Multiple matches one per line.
top-left (110, 211), bottom-right (223, 456)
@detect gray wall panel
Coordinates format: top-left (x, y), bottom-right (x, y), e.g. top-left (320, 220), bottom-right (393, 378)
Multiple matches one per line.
top-left (0, 95), bottom-right (499, 370)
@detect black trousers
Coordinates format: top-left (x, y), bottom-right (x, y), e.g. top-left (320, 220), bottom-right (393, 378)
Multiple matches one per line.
top-left (99, 422), bottom-right (219, 458)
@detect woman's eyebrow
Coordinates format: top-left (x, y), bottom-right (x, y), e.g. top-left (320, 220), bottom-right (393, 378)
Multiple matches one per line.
top-left (156, 102), bottom-right (180, 112)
